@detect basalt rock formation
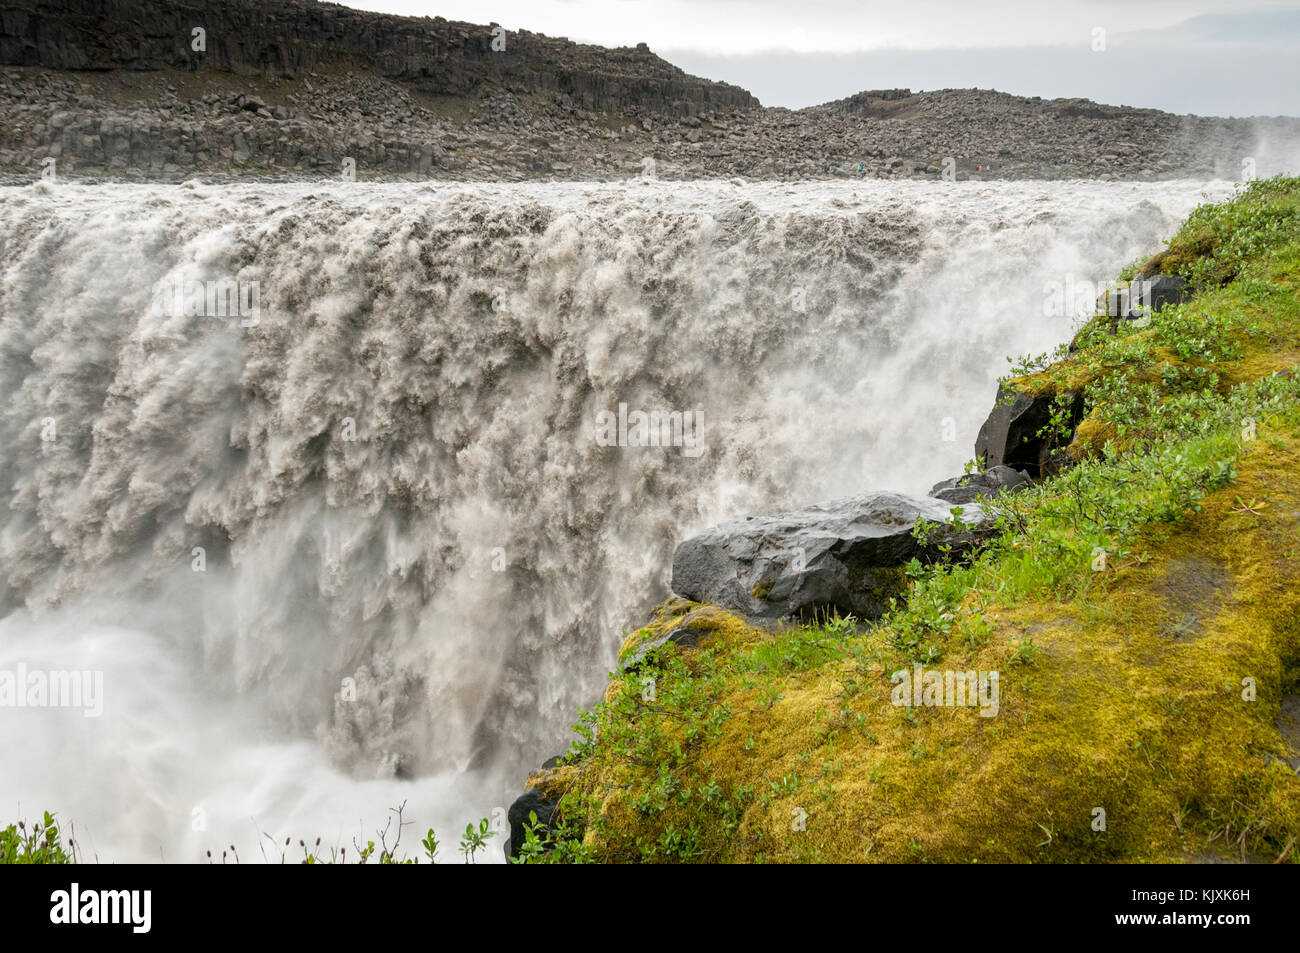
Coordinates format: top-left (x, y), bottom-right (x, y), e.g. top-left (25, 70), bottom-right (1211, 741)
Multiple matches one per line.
top-left (974, 386), bottom-right (1085, 479)
top-left (0, 0), bottom-right (755, 113)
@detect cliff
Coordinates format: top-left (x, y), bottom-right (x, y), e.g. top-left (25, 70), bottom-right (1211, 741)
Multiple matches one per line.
top-left (2, 0), bottom-right (1298, 180)
top-left (0, 0), bottom-right (756, 113)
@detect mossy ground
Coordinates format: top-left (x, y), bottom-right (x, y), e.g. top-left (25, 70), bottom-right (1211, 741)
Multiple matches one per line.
top-left (526, 177), bottom-right (1300, 863)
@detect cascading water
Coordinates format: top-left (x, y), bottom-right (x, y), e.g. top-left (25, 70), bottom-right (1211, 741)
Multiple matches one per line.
top-left (0, 177), bottom-right (1234, 861)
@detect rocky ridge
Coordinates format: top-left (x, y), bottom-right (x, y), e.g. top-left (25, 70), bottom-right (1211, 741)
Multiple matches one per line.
top-left (2, 0), bottom-right (1298, 181)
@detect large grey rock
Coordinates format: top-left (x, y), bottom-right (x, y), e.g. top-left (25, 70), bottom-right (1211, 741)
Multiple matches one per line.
top-left (670, 491), bottom-right (991, 622)
top-left (930, 465), bottom-right (1032, 504)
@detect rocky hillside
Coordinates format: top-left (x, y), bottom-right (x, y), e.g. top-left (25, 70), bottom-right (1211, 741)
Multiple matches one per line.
top-left (0, 0), bottom-right (755, 112)
top-left (2, 0), bottom-right (1298, 181)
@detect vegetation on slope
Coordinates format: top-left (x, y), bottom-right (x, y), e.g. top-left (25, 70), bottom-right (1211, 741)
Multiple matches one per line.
top-left (518, 176), bottom-right (1300, 863)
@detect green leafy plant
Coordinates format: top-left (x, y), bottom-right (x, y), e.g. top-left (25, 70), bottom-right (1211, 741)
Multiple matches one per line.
top-left (0, 812), bottom-right (76, 864)
top-left (458, 818), bottom-right (495, 864)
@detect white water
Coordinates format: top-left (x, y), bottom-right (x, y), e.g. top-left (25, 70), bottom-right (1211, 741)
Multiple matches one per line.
top-left (0, 177), bottom-right (1234, 861)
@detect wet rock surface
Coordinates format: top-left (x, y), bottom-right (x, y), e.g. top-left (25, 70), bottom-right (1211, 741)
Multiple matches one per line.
top-left (975, 386), bottom-right (1084, 478)
top-left (505, 783), bottom-right (561, 861)
top-left (930, 465), bottom-right (1032, 504)
top-left (670, 491), bottom-right (992, 621)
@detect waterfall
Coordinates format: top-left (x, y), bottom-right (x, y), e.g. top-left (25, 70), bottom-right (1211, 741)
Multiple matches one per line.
top-left (0, 176), bottom-right (1232, 861)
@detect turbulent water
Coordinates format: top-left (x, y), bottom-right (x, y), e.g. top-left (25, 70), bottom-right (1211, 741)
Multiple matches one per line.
top-left (0, 176), bottom-right (1236, 861)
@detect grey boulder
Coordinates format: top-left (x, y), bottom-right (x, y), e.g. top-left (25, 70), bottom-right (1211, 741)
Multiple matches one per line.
top-left (670, 491), bottom-right (991, 622)
top-left (1139, 273), bottom-right (1190, 312)
top-left (930, 465), bottom-right (1032, 504)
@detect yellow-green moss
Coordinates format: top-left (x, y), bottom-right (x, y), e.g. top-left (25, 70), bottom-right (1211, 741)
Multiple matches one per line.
top-left (1068, 411), bottom-right (1116, 459)
top-left (616, 599), bottom-right (763, 664)
top-left (556, 436), bottom-right (1300, 862)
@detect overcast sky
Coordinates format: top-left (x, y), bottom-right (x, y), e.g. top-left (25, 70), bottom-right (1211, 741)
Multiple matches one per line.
top-left (338, 1), bottom-right (1300, 116)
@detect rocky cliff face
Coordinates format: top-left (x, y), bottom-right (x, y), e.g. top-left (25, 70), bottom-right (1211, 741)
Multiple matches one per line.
top-left (0, 0), bottom-right (756, 114)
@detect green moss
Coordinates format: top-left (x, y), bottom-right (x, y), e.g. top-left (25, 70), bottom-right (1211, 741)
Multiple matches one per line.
top-left (1148, 177), bottom-right (1300, 290)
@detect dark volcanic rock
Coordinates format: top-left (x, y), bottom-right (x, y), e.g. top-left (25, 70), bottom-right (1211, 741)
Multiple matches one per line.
top-left (974, 385), bottom-right (1084, 478)
top-left (1141, 273), bottom-right (1190, 311)
top-left (930, 465), bottom-right (1032, 504)
top-left (0, 0), bottom-right (756, 115)
top-left (505, 786), bottom-right (561, 861)
top-left (1096, 273), bottom-right (1190, 321)
top-left (670, 491), bottom-right (991, 621)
